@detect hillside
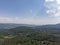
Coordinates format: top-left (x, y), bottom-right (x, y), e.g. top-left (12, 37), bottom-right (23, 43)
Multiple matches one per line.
top-left (5, 24), bottom-right (60, 34)
top-left (0, 23), bottom-right (60, 34)
top-left (0, 23), bottom-right (60, 45)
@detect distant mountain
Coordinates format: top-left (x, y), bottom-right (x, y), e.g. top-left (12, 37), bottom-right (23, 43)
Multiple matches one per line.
top-left (4, 23), bottom-right (60, 34)
top-left (40, 23), bottom-right (60, 29)
top-left (0, 23), bottom-right (20, 29)
top-left (0, 23), bottom-right (36, 29)
top-left (0, 23), bottom-right (60, 29)
top-left (0, 23), bottom-right (60, 34)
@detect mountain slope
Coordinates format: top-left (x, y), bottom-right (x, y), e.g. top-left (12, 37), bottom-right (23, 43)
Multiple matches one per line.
top-left (7, 24), bottom-right (60, 34)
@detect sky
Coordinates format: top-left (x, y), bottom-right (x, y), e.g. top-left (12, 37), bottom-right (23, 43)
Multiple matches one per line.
top-left (0, 0), bottom-right (60, 25)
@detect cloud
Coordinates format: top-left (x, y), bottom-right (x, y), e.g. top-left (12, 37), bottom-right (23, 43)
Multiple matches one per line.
top-left (45, 0), bottom-right (55, 2)
top-left (0, 17), bottom-right (13, 23)
top-left (56, 0), bottom-right (60, 4)
top-left (0, 16), bottom-right (59, 25)
top-left (45, 0), bottom-right (60, 17)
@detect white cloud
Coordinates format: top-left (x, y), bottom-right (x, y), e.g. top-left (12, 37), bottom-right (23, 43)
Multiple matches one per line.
top-left (45, 0), bottom-right (60, 17)
top-left (45, 0), bottom-right (54, 2)
top-left (0, 16), bottom-right (59, 25)
top-left (56, 0), bottom-right (60, 4)
top-left (0, 17), bottom-right (13, 22)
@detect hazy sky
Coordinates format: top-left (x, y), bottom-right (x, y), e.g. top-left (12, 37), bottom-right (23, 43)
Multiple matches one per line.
top-left (0, 0), bottom-right (60, 25)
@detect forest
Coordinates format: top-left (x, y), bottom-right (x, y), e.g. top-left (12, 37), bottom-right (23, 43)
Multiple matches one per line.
top-left (0, 26), bottom-right (60, 45)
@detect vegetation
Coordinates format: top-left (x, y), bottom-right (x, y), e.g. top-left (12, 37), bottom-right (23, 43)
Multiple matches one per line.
top-left (0, 26), bottom-right (60, 45)
top-left (0, 32), bottom-right (60, 45)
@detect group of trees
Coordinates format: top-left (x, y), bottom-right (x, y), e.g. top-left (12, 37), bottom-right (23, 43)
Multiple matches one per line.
top-left (0, 32), bottom-right (60, 45)
top-left (0, 26), bottom-right (60, 45)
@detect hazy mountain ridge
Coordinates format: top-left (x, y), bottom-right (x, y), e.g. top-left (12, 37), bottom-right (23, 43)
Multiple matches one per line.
top-left (0, 23), bottom-right (60, 29)
top-left (0, 23), bottom-right (60, 34)
top-left (5, 23), bottom-right (60, 34)
top-left (0, 23), bottom-right (35, 29)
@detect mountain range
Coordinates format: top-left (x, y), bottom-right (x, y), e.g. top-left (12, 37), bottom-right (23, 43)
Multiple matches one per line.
top-left (0, 23), bottom-right (60, 34)
top-left (0, 23), bottom-right (60, 29)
